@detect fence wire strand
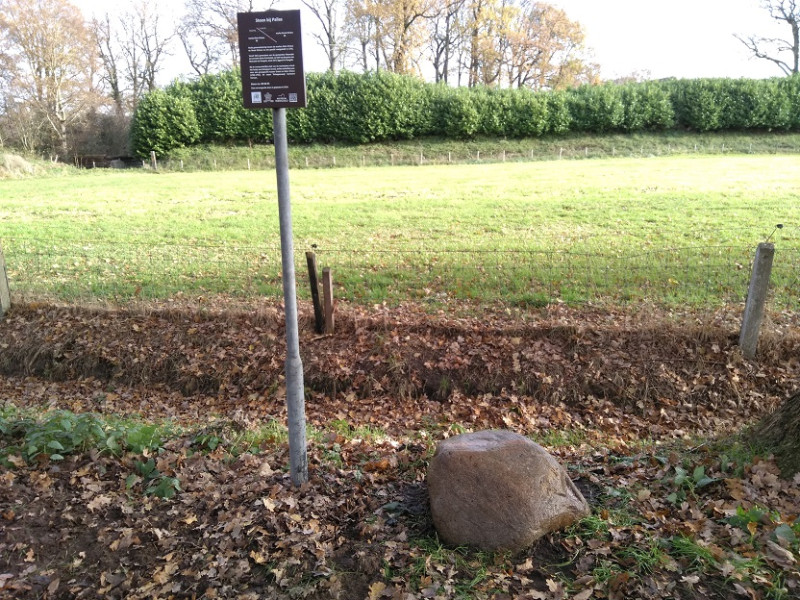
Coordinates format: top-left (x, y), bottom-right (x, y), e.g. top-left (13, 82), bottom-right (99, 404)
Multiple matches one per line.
top-left (1, 238), bottom-right (797, 309)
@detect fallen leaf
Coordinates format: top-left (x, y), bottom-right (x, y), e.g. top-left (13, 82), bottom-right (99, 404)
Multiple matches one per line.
top-left (6, 455), bottom-right (25, 468)
top-left (573, 588), bottom-right (594, 600)
top-left (47, 578), bottom-right (60, 595)
top-left (87, 494), bottom-right (113, 513)
top-left (765, 540), bottom-right (797, 569)
top-left (368, 581), bottom-right (387, 600)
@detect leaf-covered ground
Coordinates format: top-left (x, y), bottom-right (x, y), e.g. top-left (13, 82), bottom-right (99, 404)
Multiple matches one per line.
top-left (1, 300), bottom-right (799, 599)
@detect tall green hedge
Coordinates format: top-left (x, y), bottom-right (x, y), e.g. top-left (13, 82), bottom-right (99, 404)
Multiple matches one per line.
top-left (129, 72), bottom-right (800, 157)
top-left (130, 88), bottom-right (200, 158)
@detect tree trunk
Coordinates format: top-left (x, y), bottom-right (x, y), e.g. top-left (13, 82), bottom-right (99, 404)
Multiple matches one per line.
top-left (752, 392), bottom-right (800, 478)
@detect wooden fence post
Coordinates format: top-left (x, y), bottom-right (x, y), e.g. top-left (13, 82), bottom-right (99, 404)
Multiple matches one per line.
top-left (322, 267), bottom-right (334, 334)
top-left (0, 245), bottom-right (11, 318)
top-left (150, 151), bottom-right (157, 171)
top-left (306, 251), bottom-right (324, 334)
top-left (739, 242), bottom-right (775, 359)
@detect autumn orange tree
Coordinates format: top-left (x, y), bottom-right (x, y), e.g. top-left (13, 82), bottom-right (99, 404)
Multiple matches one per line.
top-left (335, 0), bottom-right (594, 87)
top-left (465, 0), bottom-right (596, 89)
top-left (359, 0), bottom-right (436, 74)
top-left (506, 0), bottom-right (598, 89)
top-left (0, 0), bottom-right (101, 155)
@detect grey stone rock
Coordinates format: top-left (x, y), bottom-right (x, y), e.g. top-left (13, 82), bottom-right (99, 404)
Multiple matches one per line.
top-left (427, 429), bottom-right (590, 551)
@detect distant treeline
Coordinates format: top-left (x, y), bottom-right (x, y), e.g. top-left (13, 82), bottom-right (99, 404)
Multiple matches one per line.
top-left (130, 71), bottom-right (800, 159)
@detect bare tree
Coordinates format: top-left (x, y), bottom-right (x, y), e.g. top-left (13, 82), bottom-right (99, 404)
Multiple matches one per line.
top-left (736, 0), bottom-right (800, 75)
top-left (302, 0), bottom-right (347, 72)
top-left (92, 1), bottom-right (174, 113)
top-left (179, 0), bottom-right (273, 74)
top-left (0, 0), bottom-right (101, 155)
top-left (134, 1), bottom-right (173, 93)
top-left (428, 0), bottom-right (467, 83)
top-left (345, 0), bottom-right (382, 71)
top-left (93, 14), bottom-right (125, 115)
top-left (178, 21), bottom-right (223, 76)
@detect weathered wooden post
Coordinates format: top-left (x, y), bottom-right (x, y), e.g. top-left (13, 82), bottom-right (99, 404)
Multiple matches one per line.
top-left (739, 242), bottom-right (775, 359)
top-left (306, 251), bottom-right (324, 334)
top-left (323, 267), bottom-right (334, 334)
top-left (0, 245), bottom-right (10, 318)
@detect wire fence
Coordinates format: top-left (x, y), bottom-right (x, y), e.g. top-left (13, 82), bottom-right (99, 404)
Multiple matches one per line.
top-left (2, 238), bottom-right (798, 309)
top-left (145, 139), bottom-right (800, 173)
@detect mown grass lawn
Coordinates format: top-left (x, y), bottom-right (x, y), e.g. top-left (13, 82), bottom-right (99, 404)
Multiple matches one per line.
top-left (1, 154), bottom-right (799, 305)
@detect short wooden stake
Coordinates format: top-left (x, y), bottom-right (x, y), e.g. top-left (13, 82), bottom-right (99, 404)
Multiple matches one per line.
top-left (306, 252), bottom-right (324, 334)
top-left (150, 151), bottom-right (157, 170)
top-left (0, 245), bottom-right (10, 318)
top-left (739, 242), bottom-right (775, 359)
top-left (322, 267), bottom-right (334, 334)
top-left (247, 158), bottom-right (251, 170)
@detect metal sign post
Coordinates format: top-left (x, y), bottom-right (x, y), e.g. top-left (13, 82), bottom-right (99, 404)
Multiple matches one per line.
top-left (238, 10), bottom-right (308, 485)
top-left (273, 107), bottom-right (308, 486)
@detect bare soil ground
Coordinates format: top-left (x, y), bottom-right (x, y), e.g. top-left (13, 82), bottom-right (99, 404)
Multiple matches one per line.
top-left (1, 300), bottom-right (798, 599)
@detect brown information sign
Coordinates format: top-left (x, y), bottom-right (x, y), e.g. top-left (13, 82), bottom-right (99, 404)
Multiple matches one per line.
top-left (237, 10), bottom-right (306, 109)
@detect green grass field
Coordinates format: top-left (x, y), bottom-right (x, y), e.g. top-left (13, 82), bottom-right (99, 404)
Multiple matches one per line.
top-left (1, 153), bottom-right (799, 306)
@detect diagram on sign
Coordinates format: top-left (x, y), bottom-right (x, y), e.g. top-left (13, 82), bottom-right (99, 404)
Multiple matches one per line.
top-left (237, 10), bottom-right (307, 109)
top-left (255, 28), bottom-right (279, 43)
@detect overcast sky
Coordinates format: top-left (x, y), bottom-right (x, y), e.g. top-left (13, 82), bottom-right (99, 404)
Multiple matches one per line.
top-left (546, 0), bottom-right (784, 80)
top-left (72, 0), bottom-right (788, 82)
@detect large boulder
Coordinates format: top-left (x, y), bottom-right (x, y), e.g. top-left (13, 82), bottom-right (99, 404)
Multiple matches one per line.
top-left (427, 430), bottom-right (590, 551)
